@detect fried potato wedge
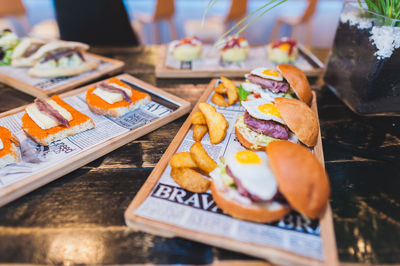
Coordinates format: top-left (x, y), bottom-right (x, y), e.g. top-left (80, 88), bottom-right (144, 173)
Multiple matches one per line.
top-left (198, 102), bottom-right (228, 144)
top-left (170, 152), bottom-right (197, 168)
top-left (193, 124), bottom-right (208, 142)
top-left (214, 82), bottom-right (227, 94)
top-left (171, 167), bottom-right (210, 193)
top-left (211, 92), bottom-right (229, 107)
top-left (190, 111), bottom-right (206, 125)
top-left (221, 76), bottom-right (238, 105)
top-left (190, 142), bottom-right (217, 173)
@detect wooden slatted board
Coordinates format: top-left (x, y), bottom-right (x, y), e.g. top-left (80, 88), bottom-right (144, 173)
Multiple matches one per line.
top-left (0, 74), bottom-right (191, 207)
top-left (125, 80), bottom-right (338, 265)
top-left (156, 44), bottom-right (324, 78)
top-left (0, 53), bottom-right (124, 98)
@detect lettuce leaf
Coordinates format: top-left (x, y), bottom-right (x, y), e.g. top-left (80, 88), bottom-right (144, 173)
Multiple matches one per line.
top-left (0, 49), bottom-right (13, 65)
top-left (237, 85), bottom-right (250, 101)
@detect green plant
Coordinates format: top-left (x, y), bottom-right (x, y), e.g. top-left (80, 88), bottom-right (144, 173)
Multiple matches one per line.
top-left (357, 0), bottom-right (400, 20)
top-left (203, 0), bottom-right (287, 48)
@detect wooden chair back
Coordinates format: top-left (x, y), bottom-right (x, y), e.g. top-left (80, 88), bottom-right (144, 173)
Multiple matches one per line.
top-left (225, 0), bottom-right (248, 22)
top-left (153, 0), bottom-right (175, 20)
top-left (299, 0), bottom-right (318, 23)
top-left (0, 0), bottom-right (26, 17)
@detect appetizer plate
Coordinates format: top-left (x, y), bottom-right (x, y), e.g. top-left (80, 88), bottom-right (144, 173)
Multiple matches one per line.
top-left (0, 74), bottom-right (191, 207)
top-left (124, 80), bottom-right (338, 265)
top-left (0, 53), bottom-right (124, 98)
top-left (156, 44), bottom-right (324, 78)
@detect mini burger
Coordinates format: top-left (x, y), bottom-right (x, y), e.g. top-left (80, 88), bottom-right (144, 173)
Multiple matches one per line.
top-left (210, 141), bottom-right (330, 223)
top-left (266, 38), bottom-right (298, 64)
top-left (220, 35), bottom-right (249, 62)
top-left (171, 36), bottom-right (202, 61)
top-left (0, 126), bottom-right (20, 168)
top-left (241, 65), bottom-right (312, 106)
top-left (235, 97), bottom-right (319, 150)
top-left (11, 37), bottom-right (47, 67)
top-left (28, 41), bottom-right (99, 78)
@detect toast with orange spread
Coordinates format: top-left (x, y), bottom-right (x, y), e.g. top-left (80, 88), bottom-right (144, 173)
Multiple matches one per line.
top-left (22, 95), bottom-right (95, 146)
top-left (86, 77), bottom-right (151, 117)
top-left (0, 126), bottom-right (20, 168)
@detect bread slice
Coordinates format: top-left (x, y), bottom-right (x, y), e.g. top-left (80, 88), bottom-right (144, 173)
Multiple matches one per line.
top-left (278, 64), bottom-right (312, 106)
top-left (29, 41), bottom-right (89, 62)
top-left (29, 60), bottom-right (99, 78)
top-left (11, 37), bottom-right (47, 67)
top-left (210, 167), bottom-right (289, 223)
top-left (86, 78), bottom-right (151, 117)
top-left (0, 126), bottom-right (20, 168)
top-left (267, 141), bottom-right (330, 218)
top-left (22, 95), bottom-right (95, 146)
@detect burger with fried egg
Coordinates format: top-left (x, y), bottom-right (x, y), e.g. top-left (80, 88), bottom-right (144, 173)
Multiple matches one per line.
top-left (210, 141), bottom-right (330, 223)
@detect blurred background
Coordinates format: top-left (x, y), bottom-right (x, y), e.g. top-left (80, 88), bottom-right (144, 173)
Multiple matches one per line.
top-left (0, 0), bottom-right (343, 48)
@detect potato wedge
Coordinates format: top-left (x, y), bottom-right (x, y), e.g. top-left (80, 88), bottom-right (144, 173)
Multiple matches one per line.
top-left (170, 152), bottom-right (197, 168)
top-left (190, 142), bottom-right (217, 173)
top-left (171, 167), bottom-right (210, 193)
top-left (198, 102), bottom-right (228, 144)
top-left (193, 124), bottom-right (208, 142)
top-left (214, 82), bottom-right (227, 94)
top-left (190, 111), bottom-right (206, 125)
top-left (211, 92), bottom-right (229, 107)
top-left (221, 76), bottom-right (238, 105)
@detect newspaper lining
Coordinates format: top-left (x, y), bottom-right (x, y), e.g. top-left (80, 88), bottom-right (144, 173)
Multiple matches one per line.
top-left (0, 88), bottom-right (173, 188)
top-left (165, 45), bottom-right (314, 71)
top-left (0, 55), bottom-right (112, 91)
top-left (133, 84), bottom-right (324, 260)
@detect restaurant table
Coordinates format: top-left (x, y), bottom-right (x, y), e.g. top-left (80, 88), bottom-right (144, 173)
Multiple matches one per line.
top-left (0, 46), bottom-right (399, 265)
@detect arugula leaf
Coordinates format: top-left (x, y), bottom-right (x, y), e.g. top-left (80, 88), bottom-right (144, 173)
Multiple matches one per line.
top-left (237, 85), bottom-right (250, 101)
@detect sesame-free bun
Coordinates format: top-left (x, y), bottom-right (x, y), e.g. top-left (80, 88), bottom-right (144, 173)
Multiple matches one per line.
top-left (28, 60), bottom-right (99, 78)
top-left (30, 41), bottom-right (89, 62)
top-left (267, 141), bottom-right (330, 218)
top-left (11, 37), bottom-right (47, 67)
top-left (277, 64), bottom-right (312, 106)
top-left (210, 170), bottom-right (290, 223)
top-left (275, 97), bottom-right (319, 147)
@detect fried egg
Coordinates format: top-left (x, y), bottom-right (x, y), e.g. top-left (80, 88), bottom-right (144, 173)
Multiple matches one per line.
top-left (226, 150), bottom-right (277, 201)
top-left (250, 67), bottom-right (283, 81)
top-left (241, 98), bottom-right (285, 124)
top-left (241, 82), bottom-right (285, 102)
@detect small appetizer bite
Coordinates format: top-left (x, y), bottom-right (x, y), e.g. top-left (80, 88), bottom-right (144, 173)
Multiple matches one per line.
top-left (241, 64), bottom-right (312, 105)
top-left (11, 37), bottom-right (47, 67)
top-left (266, 38), bottom-right (298, 64)
top-left (86, 77), bottom-right (151, 117)
top-left (172, 36), bottom-right (202, 61)
top-left (28, 41), bottom-right (98, 78)
top-left (22, 95), bottom-right (95, 146)
top-left (210, 141), bottom-right (330, 223)
top-left (0, 29), bottom-right (19, 66)
top-left (221, 35), bottom-right (249, 62)
top-left (235, 97), bottom-right (318, 150)
top-left (0, 126), bottom-right (20, 168)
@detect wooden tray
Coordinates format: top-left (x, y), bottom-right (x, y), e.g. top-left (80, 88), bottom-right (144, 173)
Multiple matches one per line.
top-left (0, 74), bottom-right (191, 207)
top-left (156, 44), bottom-right (324, 79)
top-left (0, 53), bottom-right (124, 98)
top-left (124, 80), bottom-right (338, 265)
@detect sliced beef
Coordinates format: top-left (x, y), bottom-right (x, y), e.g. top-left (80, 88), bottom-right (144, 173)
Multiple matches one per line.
top-left (247, 74), bottom-right (290, 93)
top-left (244, 111), bottom-right (289, 139)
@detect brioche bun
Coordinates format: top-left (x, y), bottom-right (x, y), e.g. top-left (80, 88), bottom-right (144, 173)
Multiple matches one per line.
top-left (210, 169), bottom-right (290, 223)
top-left (277, 64), bottom-right (312, 106)
top-left (267, 141), bottom-right (330, 218)
top-left (235, 125), bottom-right (267, 151)
top-left (274, 97), bottom-right (319, 147)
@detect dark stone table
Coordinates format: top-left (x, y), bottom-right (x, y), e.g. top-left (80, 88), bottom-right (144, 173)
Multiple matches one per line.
top-left (0, 46), bottom-right (399, 265)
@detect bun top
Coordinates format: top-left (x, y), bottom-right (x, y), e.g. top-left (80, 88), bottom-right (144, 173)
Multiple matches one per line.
top-left (267, 141), bottom-right (330, 218)
top-left (12, 37), bottom-right (47, 59)
top-left (30, 41), bottom-right (89, 61)
top-left (277, 64), bottom-right (312, 106)
top-left (275, 97), bottom-right (319, 147)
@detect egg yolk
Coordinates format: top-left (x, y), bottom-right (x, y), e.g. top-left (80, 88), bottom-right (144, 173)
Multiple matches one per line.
top-left (235, 150), bottom-right (262, 164)
top-left (278, 43), bottom-right (291, 51)
top-left (262, 70), bottom-right (280, 77)
top-left (257, 104), bottom-right (282, 118)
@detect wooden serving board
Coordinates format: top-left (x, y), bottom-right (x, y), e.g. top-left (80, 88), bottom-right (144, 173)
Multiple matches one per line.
top-left (155, 44), bottom-right (324, 78)
top-left (125, 80), bottom-right (338, 265)
top-left (0, 53), bottom-right (124, 98)
top-left (0, 74), bottom-right (191, 207)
